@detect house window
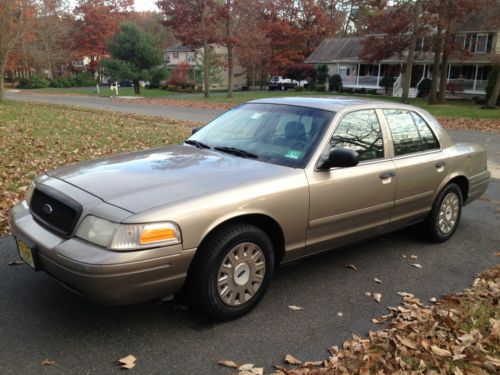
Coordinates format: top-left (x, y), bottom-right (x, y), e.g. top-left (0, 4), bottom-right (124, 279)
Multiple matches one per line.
top-left (173, 52), bottom-right (179, 59)
top-left (475, 33), bottom-right (488, 53)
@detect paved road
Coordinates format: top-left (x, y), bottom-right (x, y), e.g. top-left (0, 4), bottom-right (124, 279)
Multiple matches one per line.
top-left (5, 91), bottom-right (221, 123)
top-left (2, 90), bottom-right (499, 374)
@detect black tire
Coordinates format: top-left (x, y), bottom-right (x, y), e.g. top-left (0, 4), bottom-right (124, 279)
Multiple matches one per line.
top-left (423, 183), bottom-right (463, 242)
top-left (186, 223), bottom-right (275, 321)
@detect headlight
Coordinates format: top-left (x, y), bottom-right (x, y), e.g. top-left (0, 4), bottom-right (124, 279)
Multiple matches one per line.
top-left (25, 182), bottom-right (36, 205)
top-left (76, 216), bottom-right (181, 250)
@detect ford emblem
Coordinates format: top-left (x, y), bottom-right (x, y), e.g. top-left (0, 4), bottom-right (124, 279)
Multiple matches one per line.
top-left (42, 204), bottom-right (53, 215)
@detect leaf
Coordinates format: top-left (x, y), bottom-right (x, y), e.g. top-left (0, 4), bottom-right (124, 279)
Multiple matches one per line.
top-left (373, 293), bottom-right (382, 303)
top-left (397, 335), bottom-right (418, 350)
top-left (345, 263), bottom-right (357, 271)
top-left (8, 260), bottom-right (25, 266)
top-left (288, 305), bottom-right (303, 311)
top-left (374, 278), bottom-right (382, 284)
top-left (337, 312), bottom-right (343, 317)
top-left (411, 263), bottom-right (422, 269)
top-left (485, 355), bottom-right (500, 367)
top-left (118, 355), bottom-right (137, 369)
top-left (430, 345), bottom-right (452, 357)
top-left (218, 359), bottom-right (239, 368)
top-left (284, 354), bottom-right (302, 365)
top-left (364, 292), bottom-right (371, 297)
top-left (410, 255), bottom-right (418, 259)
top-left (238, 363), bottom-right (255, 371)
top-left (41, 359), bottom-right (55, 366)
top-left (251, 367), bottom-right (264, 375)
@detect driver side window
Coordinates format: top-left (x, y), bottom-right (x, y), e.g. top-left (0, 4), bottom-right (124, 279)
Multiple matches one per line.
top-left (330, 110), bottom-right (384, 162)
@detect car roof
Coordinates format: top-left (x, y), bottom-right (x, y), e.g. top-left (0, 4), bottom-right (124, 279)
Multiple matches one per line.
top-left (249, 96), bottom-right (413, 112)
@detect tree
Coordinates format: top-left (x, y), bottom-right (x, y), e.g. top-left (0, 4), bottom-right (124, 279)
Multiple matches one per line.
top-left (158, 0), bottom-right (217, 98)
top-left (101, 22), bottom-right (166, 95)
top-left (74, 0), bottom-right (133, 80)
top-left (315, 63), bottom-right (328, 84)
top-left (485, 58), bottom-right (500, 109)
top-left (0, 0), bottom-right (31, 101)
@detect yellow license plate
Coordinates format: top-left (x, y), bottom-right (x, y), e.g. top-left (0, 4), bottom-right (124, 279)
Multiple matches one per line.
top-left (16, 238), bottom-right (35, 269)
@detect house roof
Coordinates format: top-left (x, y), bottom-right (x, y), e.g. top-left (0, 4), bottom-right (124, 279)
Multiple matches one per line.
top-left (165, 44), bottom-right (195, 52)
top-left (460, 0), bottom-right (500, 32)
top-left (306, 37), bottom-right (365, 63)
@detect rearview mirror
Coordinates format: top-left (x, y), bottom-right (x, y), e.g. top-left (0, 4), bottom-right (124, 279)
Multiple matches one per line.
top-left (191, 127), bottom-right (202, 135)
top-left (319, 148), bottom-right (359, 169)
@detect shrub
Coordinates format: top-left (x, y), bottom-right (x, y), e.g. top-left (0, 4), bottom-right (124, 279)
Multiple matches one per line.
top-left (294, 86), bottom-right (304, 92)
top-left (417, 78), bottom-right (432, 97)
top-left (69, 72), bottom-right (96, 87)
top-left (328, 74), bottom-right (342, 92)
top-left (380, 76), bottom-right (396, 94)
top-left (17, 75), bottom-right (49, 89)
top-left (50, 76), bottom-right (72, 88)
top-left (368, 89), bottom-right (378, 95)
top-left (485, 69), bottom-right (500, 104)
top-left (315, 84), bottom-right (326, 92)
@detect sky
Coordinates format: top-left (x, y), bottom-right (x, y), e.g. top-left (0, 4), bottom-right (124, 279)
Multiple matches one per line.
top-left (134, 0), bottom-right (158, 12)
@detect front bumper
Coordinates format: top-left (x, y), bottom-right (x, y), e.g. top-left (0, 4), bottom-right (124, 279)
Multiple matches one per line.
top-left (9, 202), bottom-right (196, 305)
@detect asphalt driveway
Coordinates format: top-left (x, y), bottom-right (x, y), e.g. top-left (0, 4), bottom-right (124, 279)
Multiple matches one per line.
top-left (0, 180), bottom-right (498, 374)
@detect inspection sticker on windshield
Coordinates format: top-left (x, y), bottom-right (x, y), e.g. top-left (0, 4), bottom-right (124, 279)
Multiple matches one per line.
top-left (285, 150), bottom-right (302, 159)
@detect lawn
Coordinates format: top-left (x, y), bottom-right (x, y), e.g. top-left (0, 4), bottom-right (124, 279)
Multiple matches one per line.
top-left (17, 87), bottom-right (500, 120)
top-left (0, 100), bottom-right (192, 235)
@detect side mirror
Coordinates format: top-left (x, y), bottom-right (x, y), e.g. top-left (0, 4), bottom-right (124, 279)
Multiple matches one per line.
top-left (319, 148), bottom-right (359, 169)
top-left (191, 127), bottom-right (202, 135)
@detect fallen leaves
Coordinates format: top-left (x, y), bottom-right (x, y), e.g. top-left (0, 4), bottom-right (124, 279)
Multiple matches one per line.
top-left (288, 305), bottom-right (303, 311)
top-left (436, 116), bottom-right (500, 133)
top-left (272, 265), bottom-right (500, 375)
top-left (8, 260), bottom-right (25, 266)
top-left (41, 359), bottom-right (55, 366)
top-left (373, 293), bottom-right (382, 303)
top-left (219, 359), bottom-right (239, 369)
top-left (284, 354), bottom-right (302, 365)
top-left (117, 355), bottom-right (137, 370)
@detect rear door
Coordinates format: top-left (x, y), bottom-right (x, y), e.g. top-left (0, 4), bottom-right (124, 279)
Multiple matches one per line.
top-left (305, 109), bottom-right (397, 254)
top-left (382, 109), bottom-right (448, 225)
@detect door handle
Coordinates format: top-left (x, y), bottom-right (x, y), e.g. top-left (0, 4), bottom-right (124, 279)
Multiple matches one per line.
top-left (435, 161), bottom-right (446, 168)
top-left (379, 171), bottom-right (396, 179)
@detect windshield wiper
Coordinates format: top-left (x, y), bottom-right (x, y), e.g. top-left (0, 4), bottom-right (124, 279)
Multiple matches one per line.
top-left (214, 146), bottom-right (258, 159)
top-left (184, 139), bottom-right (211, 149)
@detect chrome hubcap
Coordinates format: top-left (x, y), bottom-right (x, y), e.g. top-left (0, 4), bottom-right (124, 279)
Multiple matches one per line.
top-left (217, 242), bottom-right (266, 306)
top-left (438, 192), bottom-right (460, 234)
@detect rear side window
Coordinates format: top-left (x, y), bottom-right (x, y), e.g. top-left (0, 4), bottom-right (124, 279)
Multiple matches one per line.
top-left (384, 109), bottom-right (440, 156)
top-left (330, 109), bottom-right (384, 162)
top-left (383, 109), bottom-right (421, 156)
top-left (410, 112), bottom-right (440, 151)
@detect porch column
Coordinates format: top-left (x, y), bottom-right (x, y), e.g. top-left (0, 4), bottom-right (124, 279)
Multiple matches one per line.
top-left (473, 65), bottom-right (479, 92)
top-left (337, 63), bottom-right (340, 75)
top-left (422, 64), bottom-right (426, 78)
top-left (356, 63), bottom-right (360, 86)
top-left (377, 63), bottom-right (381, 86)
top-left (447, 64), bottom-right (451, 83)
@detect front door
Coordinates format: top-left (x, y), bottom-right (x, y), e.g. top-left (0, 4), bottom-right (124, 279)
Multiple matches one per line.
top-left (305, 109), bottom-right (397, 254)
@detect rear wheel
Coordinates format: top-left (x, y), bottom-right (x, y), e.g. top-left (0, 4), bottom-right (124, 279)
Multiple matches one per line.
top-left (187, 223), bottom-right (274, 321)
top-left (423, 183), bottom-right (463, 242)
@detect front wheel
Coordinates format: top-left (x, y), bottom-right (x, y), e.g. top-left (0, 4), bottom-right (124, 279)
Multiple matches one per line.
top-left (423, 183), bottom-right (463, 242)
top-left (187, 223), bottom-right (274, 321)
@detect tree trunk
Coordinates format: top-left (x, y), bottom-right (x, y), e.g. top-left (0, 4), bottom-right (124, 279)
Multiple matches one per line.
top-left (485, 69), bottom-right (500, 109)
top-left (133, 80), bottom-right (140, 95)
top-left (227, 44), bottom-right (233, 98)
top-left (428, 23), bottom-right (442, 105)
top-left (401, 0), bottom-right (421, 104)
top-left (0, 57), bottom-right (7, 102)
top-left (438, 54), bottom-right (448, 103)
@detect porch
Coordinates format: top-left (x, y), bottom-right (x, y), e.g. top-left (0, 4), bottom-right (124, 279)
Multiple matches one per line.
top-left (327, 63), bottom-right (490, 97)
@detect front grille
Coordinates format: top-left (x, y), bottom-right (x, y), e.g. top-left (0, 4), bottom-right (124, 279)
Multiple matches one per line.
top-left (30, 187), bottom-right (82, 237)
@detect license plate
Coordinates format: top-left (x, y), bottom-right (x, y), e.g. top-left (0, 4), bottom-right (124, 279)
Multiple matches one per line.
top-left (16, 238), bottom-right (36, 269)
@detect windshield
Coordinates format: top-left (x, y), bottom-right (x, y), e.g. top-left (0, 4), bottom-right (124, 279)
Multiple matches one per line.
top-left (187, 103), bottom-right (334, 168)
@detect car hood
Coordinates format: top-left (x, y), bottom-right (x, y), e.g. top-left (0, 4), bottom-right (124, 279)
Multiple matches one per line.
top-left (46, 145), bottom-right (291, 213)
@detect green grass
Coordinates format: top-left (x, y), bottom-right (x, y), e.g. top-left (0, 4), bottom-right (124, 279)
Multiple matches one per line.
top-left (16, 87), bottom-right (500, 120)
